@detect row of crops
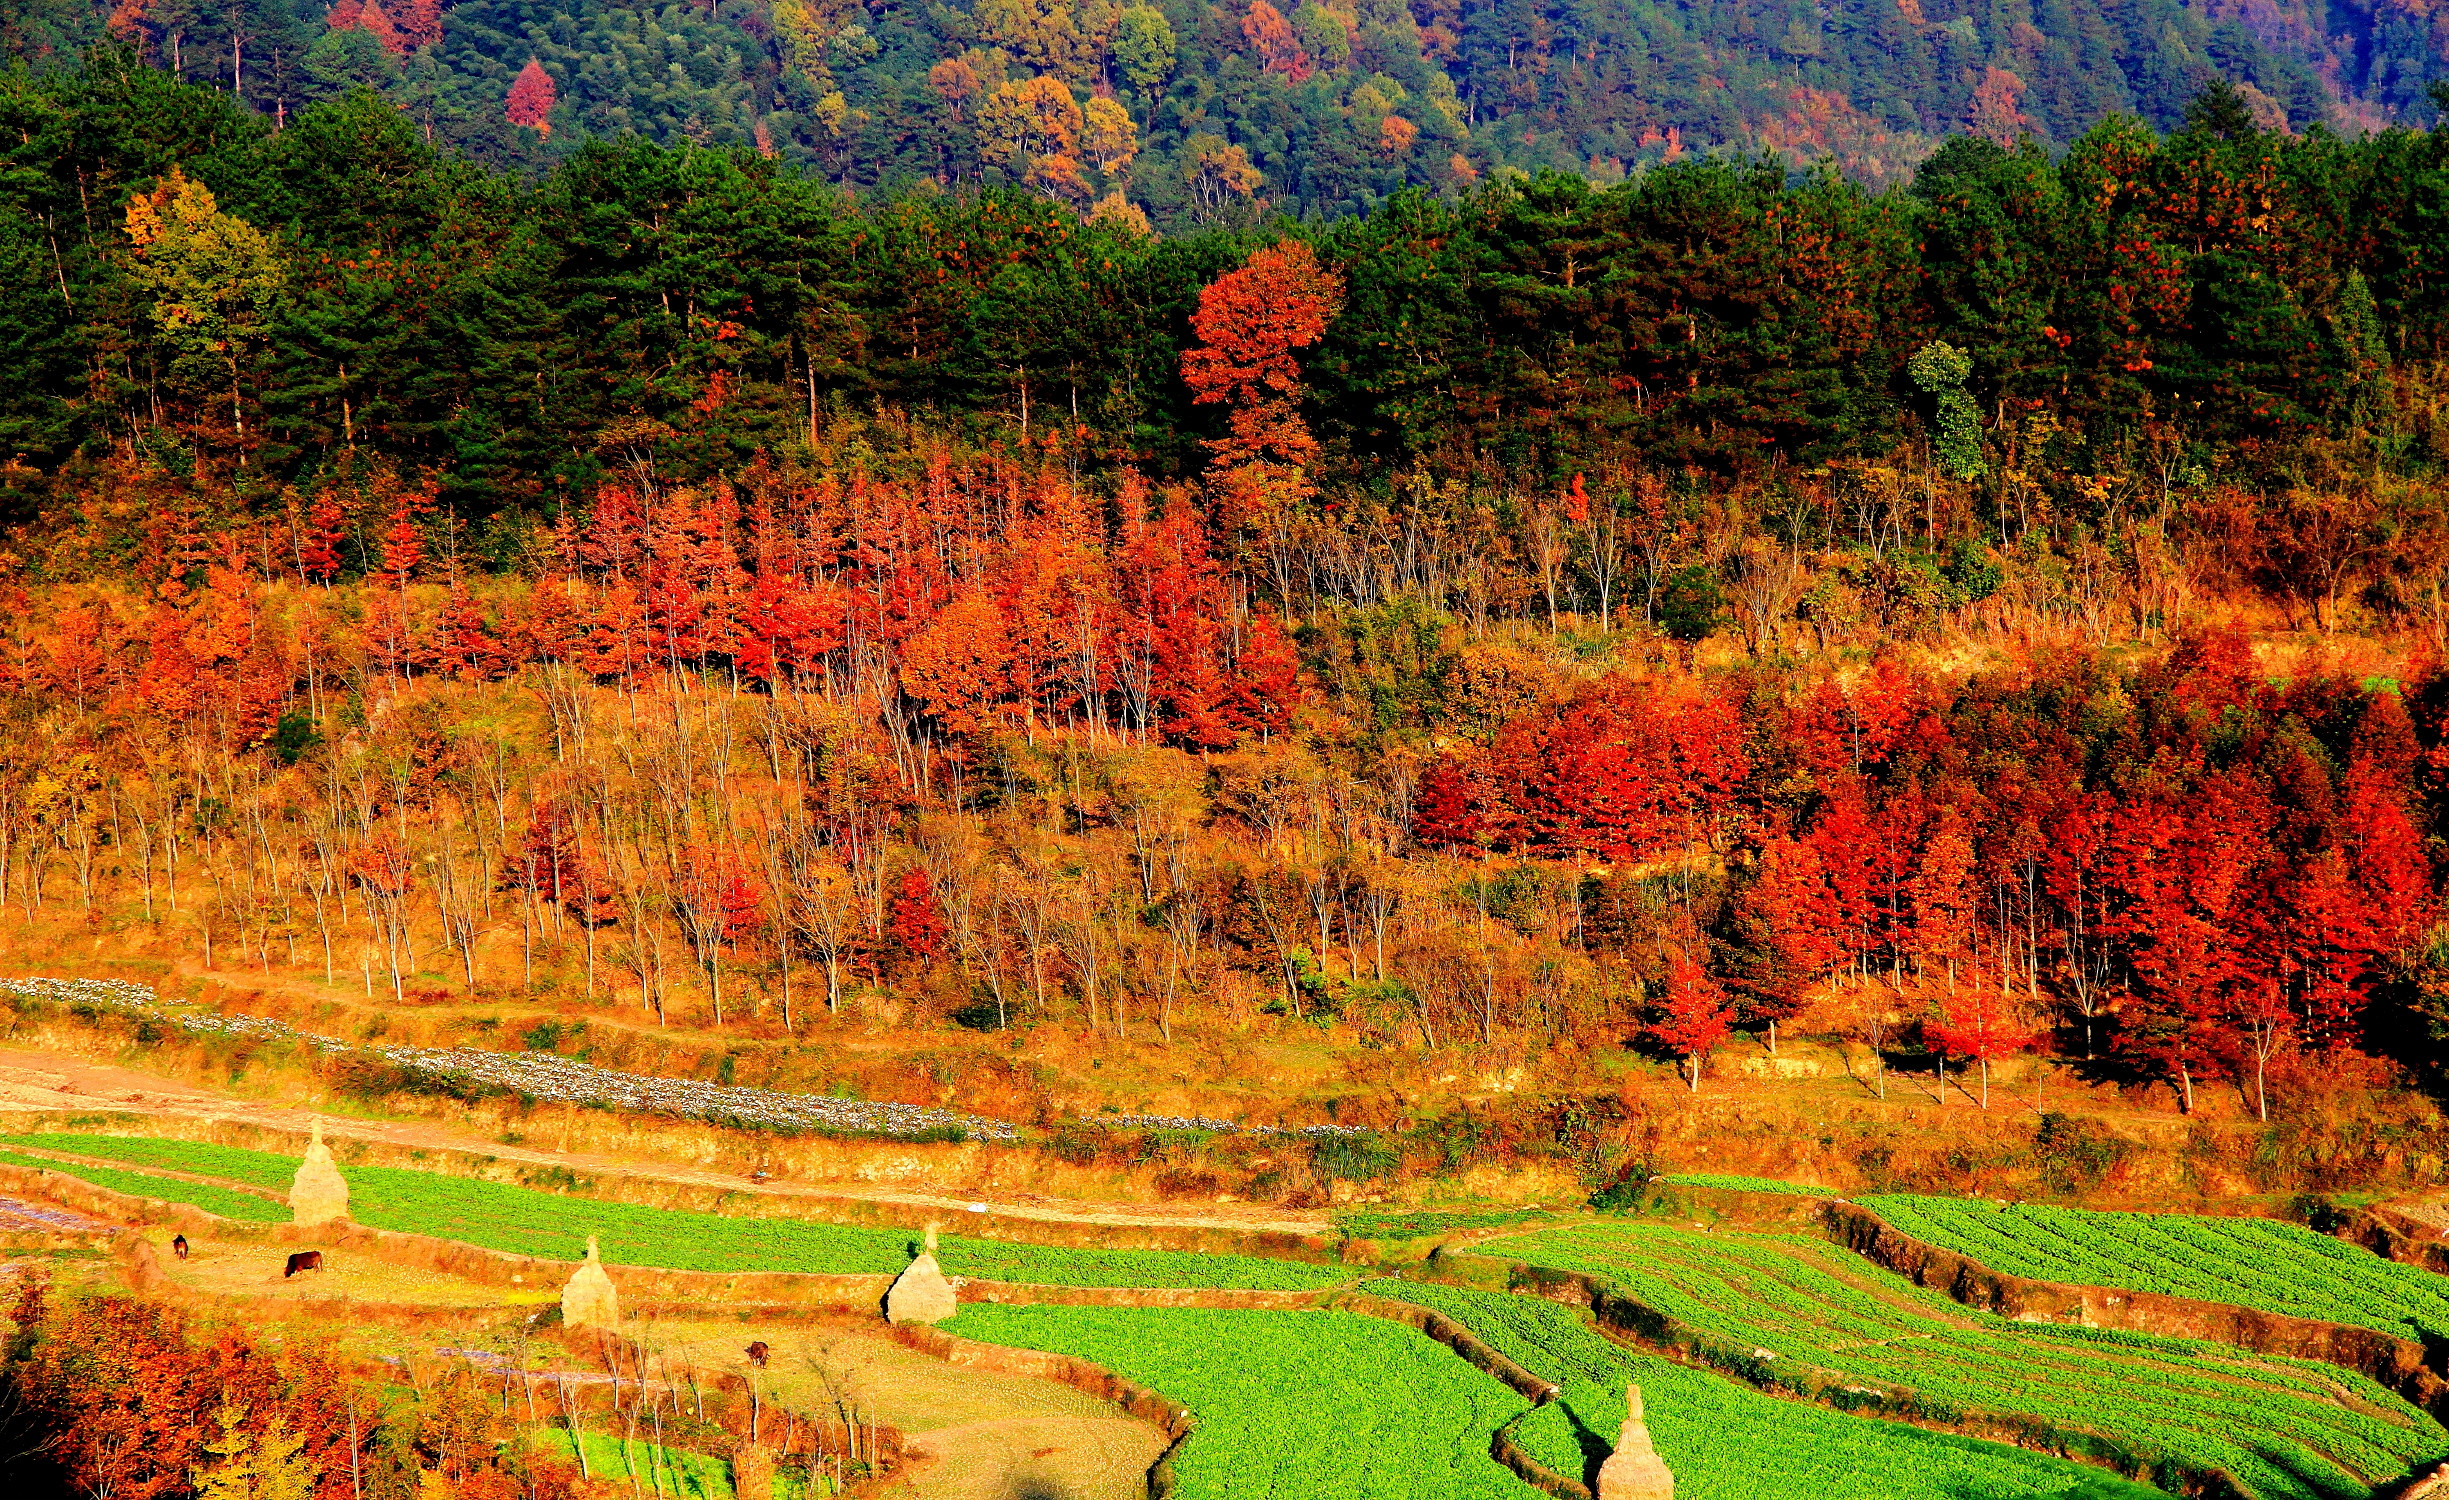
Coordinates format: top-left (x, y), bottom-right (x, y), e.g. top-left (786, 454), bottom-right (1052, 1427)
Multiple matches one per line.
top-left (1477, 1223), bottom-right (2449, 1500)
top-left (1661, 1174), bottom-right (1836, 1197)
top-left (1863, 1195), bottom-right (2449, 1343)
top-left (1370, 1281), bottom-right (2160, 1500)
top-left (0, 1133), bottom-right (1349, 1290)
top-left (0, 1145), bottom-right (289, 1223)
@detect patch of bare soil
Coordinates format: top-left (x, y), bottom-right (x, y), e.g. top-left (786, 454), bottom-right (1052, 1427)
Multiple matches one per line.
top-left (2384, 1198), bottom-right (2449, 1233)
top-left (0, 1045), bottom-right (1328, 1236)
top-left (142, 1228), bottom-right (559, 1310)
top-left (896, 1416), bottom-right (1169, 1500)
top-left (0, 1195), bottom-right (108, 1233)
top-left (635, 1320), bottom-right (1169, 1500)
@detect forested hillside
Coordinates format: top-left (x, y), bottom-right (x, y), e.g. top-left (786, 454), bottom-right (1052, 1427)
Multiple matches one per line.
top-left (7, 53), bottom-right (2449, 1170)
top-left (5, 0), bottom-right (2446, 220)
top-left (7, 68), bottom-right (2449, 510)
top-left (18, 43), bottom-right (2449, 1500)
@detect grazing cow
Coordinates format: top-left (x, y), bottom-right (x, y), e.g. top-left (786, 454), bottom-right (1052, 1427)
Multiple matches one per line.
top-left (284, 1250), bottom-right (324, 1278)
top-left (745, 1341), bottom-right (770, 1368)
top-left (171, 1234), bottom-right (188, 1261)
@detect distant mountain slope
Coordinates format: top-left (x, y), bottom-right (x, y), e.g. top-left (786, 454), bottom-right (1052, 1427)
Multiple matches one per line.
top-left (8, 0), bottom-right (2443, 221)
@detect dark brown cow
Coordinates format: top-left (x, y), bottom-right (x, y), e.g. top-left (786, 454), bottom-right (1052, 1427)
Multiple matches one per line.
top-left (284, 1250), bottom-right (324, 1278)
top-left (171, 1235), bottom-right (188, 1261)
top-left (745, 1341), bottom-right (770, 1368)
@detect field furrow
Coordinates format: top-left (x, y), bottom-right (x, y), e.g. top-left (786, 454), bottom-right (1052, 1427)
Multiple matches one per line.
top-left (1864, 1197), bottom-right (2449, 1342)
top-left (1371, 1280), bottom-right (2164, 1500)
top-left (1481, 1223), bottom-right (2449, 1500)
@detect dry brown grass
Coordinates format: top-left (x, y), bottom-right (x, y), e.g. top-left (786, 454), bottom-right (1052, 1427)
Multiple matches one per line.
top-left (142, 1226), bottom-right (556, 1310)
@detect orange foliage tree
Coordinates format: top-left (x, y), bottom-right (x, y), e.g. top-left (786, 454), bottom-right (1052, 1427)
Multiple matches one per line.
top-left (10, 1286), bottom-right (354, 1500)
top-left (1180, 239), bottom-right (1345, 519)
top-left (1649, 947), bottom-right (1734, 1091)
top-left (1240, 1), bottom-right (1312, 80)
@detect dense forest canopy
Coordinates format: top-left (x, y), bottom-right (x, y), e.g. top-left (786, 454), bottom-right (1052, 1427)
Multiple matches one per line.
top-left (5, 58), bottom-right (2449, 519)
top-left (4, 0), bottom-right (2445, 219)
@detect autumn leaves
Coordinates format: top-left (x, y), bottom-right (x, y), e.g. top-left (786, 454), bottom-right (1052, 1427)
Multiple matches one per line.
top-left (1181, 238), bottom-right (1345, 522)
top-left (1406, 647), bottom-right (2434, 1112)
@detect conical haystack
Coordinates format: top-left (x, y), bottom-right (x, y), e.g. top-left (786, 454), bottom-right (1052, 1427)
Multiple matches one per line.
top-left (289, 1117), bottom-right (351, 1227)
top-left (562, 1235), bottom-right (621, 1330)
top-left (1597, 1385), bottom-right (1674, 1500)
top-left (885, 1225), bottom-right (956, 1325)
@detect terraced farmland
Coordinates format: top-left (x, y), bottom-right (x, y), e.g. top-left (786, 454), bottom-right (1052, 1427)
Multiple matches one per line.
top-left (1480, 1223), bottom-right (2449, 1500)
top-left (1864, 1196), bottom-right (2449, 1342)
top-left (946, 1304), bottom-right (1538, 1500)
top-left (0, 1133), bottom-right (1348, 1290)
top-left (1372, 1280), bottom-right (2161, 1500)
top-left (0, 1145), bottom-right (287, 1223)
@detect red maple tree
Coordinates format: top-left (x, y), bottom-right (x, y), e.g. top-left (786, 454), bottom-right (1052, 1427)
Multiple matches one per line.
top-left (1926, 987), bottom-right (2035, 1109)
top-left (1240, 0), bottom-right (1314, 80)
top-left (391, 0), bottom-right (443, 49)
top-left (506, 57), bottom-right (558, 135)
top-left (298, 493), bottom-right (345, 584)
top-left (888, 868), bottom-right (949, 962)
top-left (355, 0), bottom-right (404, 54)
top-left (1648, 947), bottom-right (1734, 1091)
top-left (1412, 756), bottom-right (1485, 850)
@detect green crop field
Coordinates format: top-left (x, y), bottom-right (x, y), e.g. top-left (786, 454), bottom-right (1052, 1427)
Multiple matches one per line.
top-left (1373, 1280), bottom-right (2161, 1500)
top-left (1336, 1207), bottom-right (1553, 1241)
top-left (0, 1144), bottom-right (288, 1223)
top-left (1480, 1223), bottom-right (2449, 1500)
top-left (1864, 1196), bottom-right (2449, 1343)
top-left (0, 1133), bottom-right (1347, 1291)
top-left (947, 1304), bottom-right (1537, 1500)
top-left (1662, 1174), bottom-right (1833, 1197)
top-left (0, 1134), bottom-right (315, 1193)
top-left (528, 1428), bottom-right (846, 1500)
top-left (530, 1429), bottom-right (739, 1500)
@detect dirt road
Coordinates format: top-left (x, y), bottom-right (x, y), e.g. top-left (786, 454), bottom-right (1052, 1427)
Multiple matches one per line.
top-left (643, 1319), bottom-right (1172, 1500)
top-left (0, 1044), bottom-right (1331, 1237)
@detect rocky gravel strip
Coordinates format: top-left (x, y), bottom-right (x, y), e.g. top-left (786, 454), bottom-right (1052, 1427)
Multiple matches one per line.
top-left (0, 976), bottom-right (1012, 1142)
top-left (1097, 1112), bottom-right (1364, 1138)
